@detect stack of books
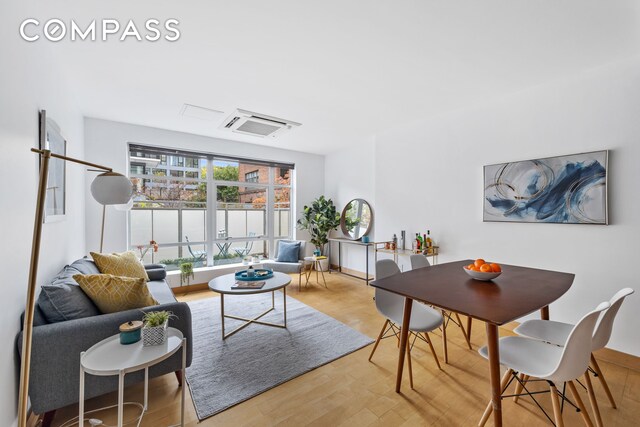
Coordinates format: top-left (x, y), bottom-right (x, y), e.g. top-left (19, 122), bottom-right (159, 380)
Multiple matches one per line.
top-left (231, 281), bottom-right (266, 290)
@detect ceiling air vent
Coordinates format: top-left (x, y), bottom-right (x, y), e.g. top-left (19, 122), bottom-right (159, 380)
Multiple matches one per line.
top-left (219, 109), bottom-right (301, 138)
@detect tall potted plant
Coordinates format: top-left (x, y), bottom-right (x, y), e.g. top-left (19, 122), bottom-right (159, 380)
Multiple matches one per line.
top-left (297, 196), bottom-right (340, 270)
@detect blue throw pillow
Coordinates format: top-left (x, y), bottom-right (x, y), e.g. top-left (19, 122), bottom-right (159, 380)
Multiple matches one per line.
top-left (276, 241), bottom-right (301, 263)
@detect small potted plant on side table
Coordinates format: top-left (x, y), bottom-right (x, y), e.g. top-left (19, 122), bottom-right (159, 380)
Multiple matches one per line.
top-left (142, 310), bottom-right (176, 346)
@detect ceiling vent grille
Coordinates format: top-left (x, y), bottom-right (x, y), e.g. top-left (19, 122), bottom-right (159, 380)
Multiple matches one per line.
top-left (220, 109), bottom-right (301, 138)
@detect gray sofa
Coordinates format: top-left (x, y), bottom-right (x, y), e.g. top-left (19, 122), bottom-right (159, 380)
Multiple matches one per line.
top-left (262, 240), bottom-right (308, 290)
top-left (16, 258), bottom-right (192, 426)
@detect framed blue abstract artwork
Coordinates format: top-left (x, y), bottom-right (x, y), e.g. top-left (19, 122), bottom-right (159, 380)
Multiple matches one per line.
top-left (483, 151), bottom-right (608, 224)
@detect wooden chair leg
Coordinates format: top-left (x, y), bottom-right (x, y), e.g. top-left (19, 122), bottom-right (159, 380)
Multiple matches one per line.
top-left (175, 370), bottom-right (183, 386)
top-left (479, 368), bottom-right (512, 427)
top-left (568, 380), bottom-right (594, 427)
top-left (441, 310), bottom-right (449, 364)
top-left (591, 354), bottom-right (617, 408)
top-left (584, 372), bottom-right (603, 427)
top-left (368, 319), bottom-right (389, 362)
top-left (424, 332), bottom-right (442, 370)
top-left (406, 337), bottom-right (414, 389)
top-left (455, 312), bottom-right (473, 350)
top-left (513, 373), bottom-right (528, 403)
top-left (41, 410), bottom-right (56, 427)
top-left (467, 316), bottom-right (473, 341)
top-left (549, 383), bottom-right (565, 427)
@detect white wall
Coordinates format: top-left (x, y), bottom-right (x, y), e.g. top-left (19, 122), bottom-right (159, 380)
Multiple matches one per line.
top-left (84, 118), bottom-right (325, 263)
top-left (0, 2), bottom-right (86, 424)
top-left (324, 143), bottom-right (377, 274)
top-left (326, 57), bottom-right (640, 356)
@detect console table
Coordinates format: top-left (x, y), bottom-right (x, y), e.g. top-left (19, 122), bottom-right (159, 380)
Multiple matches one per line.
top-left (327, 238), bottom-right (374, 284)
top-left (375, 242), bottom-right (440, 266)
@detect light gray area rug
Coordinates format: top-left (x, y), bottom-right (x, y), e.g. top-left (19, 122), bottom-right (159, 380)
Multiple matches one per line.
top-left (185, 294), bottom-right (373, 420)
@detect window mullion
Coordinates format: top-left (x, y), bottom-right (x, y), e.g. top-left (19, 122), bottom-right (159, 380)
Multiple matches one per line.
top-left (206, 157), bottom-right (215, 266)
top-left (267, 167), bottom-right (275, 257)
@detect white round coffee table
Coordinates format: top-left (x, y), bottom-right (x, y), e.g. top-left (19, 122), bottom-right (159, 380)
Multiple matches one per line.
top-left (209, 271), bottom-right (292, 339)
top-left (79, 328), bottom-right (186, 427)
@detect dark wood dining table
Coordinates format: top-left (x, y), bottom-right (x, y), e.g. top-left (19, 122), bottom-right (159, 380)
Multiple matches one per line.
top-left (370, 259), bottom-right (574, 427)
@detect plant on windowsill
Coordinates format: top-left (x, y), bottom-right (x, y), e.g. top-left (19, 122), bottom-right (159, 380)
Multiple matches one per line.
top-left (179, 262), bottom-right (194, 286)
top-left (141, 310), bottom-right (176, 346)
top-left (296, 195), bottom-right (341, 258)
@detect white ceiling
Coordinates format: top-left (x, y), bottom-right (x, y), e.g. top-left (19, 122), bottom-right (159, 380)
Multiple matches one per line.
top-left (40, 0), bottom-right (640, 155)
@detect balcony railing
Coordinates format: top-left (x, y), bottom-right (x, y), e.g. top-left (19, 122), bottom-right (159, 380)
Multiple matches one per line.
top-left (130, 199), bottom-right (290, 269)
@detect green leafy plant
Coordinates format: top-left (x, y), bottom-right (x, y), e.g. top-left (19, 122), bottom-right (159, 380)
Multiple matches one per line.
top-left (179, 262), bottom-right (194, 286)
top-left (142, 310), bottom-right (176, 327)
top-left (296, 195), bottom-right (341, 255)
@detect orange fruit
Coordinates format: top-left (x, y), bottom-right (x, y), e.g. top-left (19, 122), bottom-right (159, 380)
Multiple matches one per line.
top-left (465, 264), bottom-right (475, 270)
top-left (490, 263), bottom-right (501, 273)
top-left (474, 259), bottom-right (486, 268)
top-left (480, 263), bottom-right (493, 273)
top-left (469, 265), bottom-right (479, 271)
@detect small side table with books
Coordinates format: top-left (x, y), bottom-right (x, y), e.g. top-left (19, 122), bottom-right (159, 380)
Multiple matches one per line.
top-left (304, 256), bottom-right (328, 288)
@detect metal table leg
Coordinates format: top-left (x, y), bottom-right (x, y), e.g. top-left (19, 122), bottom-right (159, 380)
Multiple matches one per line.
top-left (180, 338), bottom-right (186, 427)
top-left (144, 367), bottom-right (149, 411)
top-left (117, 370), bottom-right (125, 427)
top-left (366, 244), bottom-right (369, 285)
top-left (220, 294), bottom-right (225, 339)
top-left (79, 353), bottom-right (85, 427)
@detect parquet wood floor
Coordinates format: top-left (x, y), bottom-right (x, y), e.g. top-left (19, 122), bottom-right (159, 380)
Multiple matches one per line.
top-left (50, 272), bottom-right (640, 426)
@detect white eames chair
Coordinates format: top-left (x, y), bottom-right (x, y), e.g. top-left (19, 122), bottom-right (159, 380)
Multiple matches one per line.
top-left (514, 288), bottom-right (634, 426)
top-left (410, 254), bottom-right (473, 362)
top-left (478, 301), bottom-right (610, 427)
top-left (369, 259), bottom-right (444, 388)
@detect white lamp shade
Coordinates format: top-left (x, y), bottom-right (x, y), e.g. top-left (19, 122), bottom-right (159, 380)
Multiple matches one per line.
top-left (90, 172), bottom-right (134, 205)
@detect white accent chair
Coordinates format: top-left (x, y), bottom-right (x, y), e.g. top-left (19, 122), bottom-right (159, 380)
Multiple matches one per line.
top-left (514, 288), bottom-right (634, 426)
top-left (369, 259), bottom-right (444, 389)
top-left (478, 301), bottom-right (610, 427)
top-left (262, 240), bottom-right (308, 291)
top-left (410, 254), bottom-right (473, 362)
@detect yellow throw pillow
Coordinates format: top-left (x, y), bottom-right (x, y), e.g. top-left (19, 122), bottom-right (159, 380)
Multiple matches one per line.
top-left (74, 274), bottom-right (158, 314)
top-left (91, 251), bottom-right (149, 281)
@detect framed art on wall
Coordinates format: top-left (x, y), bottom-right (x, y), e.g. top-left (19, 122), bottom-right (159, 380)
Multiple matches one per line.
top-left (483, 150), bottom-right (608, 225)
top-left (39, 110), bottom-right (67, 222)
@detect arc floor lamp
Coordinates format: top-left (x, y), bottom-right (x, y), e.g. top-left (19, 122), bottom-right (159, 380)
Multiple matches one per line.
top-left (18, 147), bottom-right (133, 427)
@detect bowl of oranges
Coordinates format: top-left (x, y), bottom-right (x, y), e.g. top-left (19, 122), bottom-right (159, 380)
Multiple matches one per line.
top-left (463, 259), bottom-right (502, 281)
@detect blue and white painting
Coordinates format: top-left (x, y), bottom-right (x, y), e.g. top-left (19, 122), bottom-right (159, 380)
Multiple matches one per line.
top-left (484, 151), bottom-right (608, 224)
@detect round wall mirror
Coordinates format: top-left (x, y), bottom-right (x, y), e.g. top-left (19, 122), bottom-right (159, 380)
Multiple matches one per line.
top-left (341, 199), bottom-right (373, 240)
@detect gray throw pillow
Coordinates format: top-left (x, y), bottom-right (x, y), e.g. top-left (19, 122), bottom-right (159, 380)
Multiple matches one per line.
top-left (276, 241), bottom-right (301, 263)
top-left (37, 260), bottom-right (100, 323)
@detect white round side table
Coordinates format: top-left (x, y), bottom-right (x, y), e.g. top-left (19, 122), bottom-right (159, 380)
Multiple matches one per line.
top-left (79, 327), bottom-right (186, 427)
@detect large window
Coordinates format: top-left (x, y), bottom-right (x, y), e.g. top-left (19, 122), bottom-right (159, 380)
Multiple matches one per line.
top-left (128, 145), bottom-right (294, 270)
